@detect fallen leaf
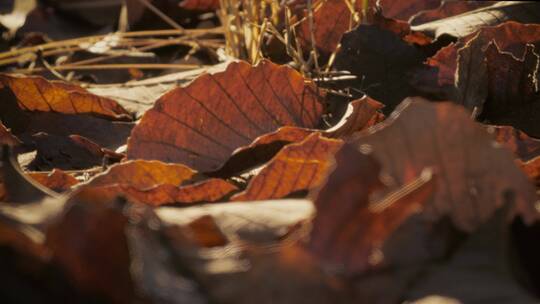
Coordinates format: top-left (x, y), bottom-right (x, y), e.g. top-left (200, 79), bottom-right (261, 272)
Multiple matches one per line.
top-left (478, 43), bottom-right (540, 137)
top-left (87, 178), bottom-right (238, 207)
top-left (487, 125), bottom-right (540, 161)
top-left (405, 205), bottom-right (537, 304)
top-left (295, 0), bottom-right (439, 54)
top-left (350, 98), bottom-right (539, 231)
top-left (128, 60), bottom-right (324, 172)
top-left (28, 169), bottom-right (79, 193)
top-left (157, 199), bottom-right (313, 244)
top-left (518, 156), bottom-right (540, 186)
top-left (82, 159), bottom-right (236, 206)
top-left (212, 96), bottom-right (384, 177)
top-left (0, 121), bottom-right (22, 147)
top-left (428, 22), bottom-right (540, 91)
top-left (232, 133), bottom-right (343, 201)
top-left (184, 215), bottom-right (229, 247)
top-left (0, 145), bottom-right (56, 203)
top-left (412, 1), bottom-right (540, 39)
top-left (0, 77), bottom-right (135, 149)
top-left (28, 133), bottom-right (113, 171)
top-left (0, 74), bottom-right (131, 120)
top-left (85, 160), bottom-right (196, 188)
top-left (307, 144), bottom-right (435, 274)
top-left (335, 24), bottom-right (426, 112)
top-left (325, 96), bottom-right (385, 138)
top-left (410, 1), bottom-right (495, 26)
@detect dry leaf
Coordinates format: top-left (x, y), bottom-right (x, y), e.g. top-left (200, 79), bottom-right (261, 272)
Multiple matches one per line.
top-left (412, 1), bottom-right (540, 39)
top-left (336, 24), bottom-right (425, 112)
top-left (28, 169), bottom-right (79, 193)
top-left (350, 97), bottom-right (539, 231)
top-left (487, 125), bottom-right (540, 161)
top-left (128, 60), bottom-right (323, 172)
top-left (410, 1), bottom-right (495, 26)
top-left (307, 144), bottom-right (435, 274)
top-left (0, 146), bottom-right (56, 203)
top-left (213, 96), bottom-right (383, 177)
top-left (0, 74), bottom-right (131, 120)
top-left (232, 133), bottom-right (343, 201)
top-left (82, 160), bottom-right (236, 206)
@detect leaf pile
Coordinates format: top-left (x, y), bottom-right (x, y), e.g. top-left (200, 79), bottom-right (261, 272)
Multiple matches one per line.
top-left (1, 1), bottom-right (540, 303)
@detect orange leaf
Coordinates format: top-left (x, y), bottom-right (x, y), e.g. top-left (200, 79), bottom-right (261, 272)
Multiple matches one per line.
top-left (83, 160), bottom-right (236, 206)
top-left (28, 169), bottom-right (79, 193)
top-left (232, 133), bottom-right (343, 201)
top-left (86, 160), bottom-right (196, 188)
top-left (0, 74), bottom-right (131, 120)
top-left (127, 60), bottom-right (324, 172)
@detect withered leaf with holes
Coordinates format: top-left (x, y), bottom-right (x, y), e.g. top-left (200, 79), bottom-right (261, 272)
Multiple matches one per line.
top-left (350, 97), bottom-right (539, 232)
top-left (232, 133), bottom-right (343, 201)
top-left (0, 74), bottom-right (134, 149)
top-left (128, 60), bottom-right (324, 172)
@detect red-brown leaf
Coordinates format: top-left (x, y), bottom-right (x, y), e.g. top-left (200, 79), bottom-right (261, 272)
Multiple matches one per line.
top-left (127, 60), bottom-right (324, 172)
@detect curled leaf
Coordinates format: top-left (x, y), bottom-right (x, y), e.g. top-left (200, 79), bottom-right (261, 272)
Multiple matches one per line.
top-left (350, 98), bottom-right (539, 231)
top-left (233, 133), bottom-right (343, 201)
top-left (128, 60), bottom-right (323, 172)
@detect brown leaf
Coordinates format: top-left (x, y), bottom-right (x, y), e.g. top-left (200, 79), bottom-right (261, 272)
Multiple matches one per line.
top-left (295, 0), bottom-right (439, 54)
top-left (412, 1), bottom-right (540, 39)
top-left (127, 60), bottom-right (324, 172)
top-left (83, 160), bottom-right (236, 206)
top-left (0, 79), bottom-right (135, 150)
top-left (0, 146), bottom-right (56, 203)
top-left (28, 169), bottom-right (79, 193)
top-left (518, 156), bottom-right (540, 186)
top-left (212, 96), bottom-right (384, 177)
top-left (325, 96), bottom-right (385, 138)
top-left (308, 144), bottom-right (435, 274)
top-left (184, 215), bottom-right (229, 247)
top-left (232, 133), bottom-right (343, 201)
top-left (28, 133), bottom-right (115, 171)
top-left (45, 189), bottom-right (138, 303)
top-left (87, 179), bottom-right (237, 207)
top-left (0, 121), bottom-right (22, 147)
top-left (350, 98), bottom-right (539, 231)
top-left (488, 125), bottom-right (540, 161)
top-left (479, 43), bottom-right (540, 137)
top-left (86, 160), bottom-right (196, 188)
top-left (335, 24), bottom-right (426, 112)
top-left (410, 1), bottom-right (495, 26)
top-left (431, 22), bottom-right (540, 92)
